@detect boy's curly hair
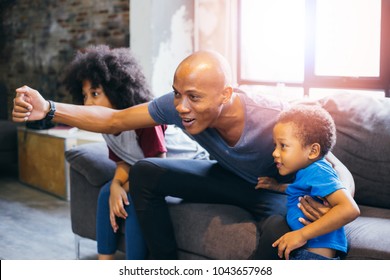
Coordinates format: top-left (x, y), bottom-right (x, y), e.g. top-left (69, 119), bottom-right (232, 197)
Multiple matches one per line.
top-left (62, 45), bottom-right (153, 109)
top-left (277, 104), bottom-right (336, 157)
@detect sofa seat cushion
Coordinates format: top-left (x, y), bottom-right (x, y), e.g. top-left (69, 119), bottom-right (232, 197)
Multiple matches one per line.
top-left (65, 142), bottom-right (115, 187)
top-left (344, 205), bottom-right (390, 260)
top-left (319, 93), bottom-right (390, 209)
top-left (169, 202), bottom-right (258, 259)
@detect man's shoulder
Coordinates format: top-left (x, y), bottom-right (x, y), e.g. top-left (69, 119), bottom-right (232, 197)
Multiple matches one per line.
top-left (148, 92), bottom-right (179, 124)
top-left (150, 92), bottom-right (175, 106)
top-left (236, 88), bottom-right (288, 111)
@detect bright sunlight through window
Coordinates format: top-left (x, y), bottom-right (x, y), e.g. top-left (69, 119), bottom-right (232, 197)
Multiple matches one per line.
top-left (240, 0), bottom-right (382, 84)
top-left (315, 0), bottom-right (381, 77)
top-left (240, 0), bottom-right (305, 83)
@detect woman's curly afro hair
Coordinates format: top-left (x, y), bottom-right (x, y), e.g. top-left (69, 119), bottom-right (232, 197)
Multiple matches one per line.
top-left (62, 45), bottom-right (153, 109)
top-left (277, 104), bottom-right (337, 157)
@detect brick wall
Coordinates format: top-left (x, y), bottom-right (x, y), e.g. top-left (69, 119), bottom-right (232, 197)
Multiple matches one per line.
top-left (0, 0), bottom-right (130, 119)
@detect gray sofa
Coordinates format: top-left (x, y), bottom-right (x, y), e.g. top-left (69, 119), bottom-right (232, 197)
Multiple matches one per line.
top-left (65, 93), bottom-right (390, 260)
top-left (0, 120), bottom-right (19, 176)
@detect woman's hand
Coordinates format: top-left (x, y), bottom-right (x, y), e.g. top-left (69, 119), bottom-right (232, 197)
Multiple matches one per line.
top-left (298, 195), bottom-right (330, 225)
top-left (109, 181), bottom-right (129, 232)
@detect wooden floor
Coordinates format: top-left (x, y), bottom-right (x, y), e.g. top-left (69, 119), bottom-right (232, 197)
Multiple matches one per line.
top-left (0, 173), bottom-right (124, 260)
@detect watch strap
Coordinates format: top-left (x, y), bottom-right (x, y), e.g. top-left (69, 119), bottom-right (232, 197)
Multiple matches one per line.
top-left (44, 100), bottom-right (56, 121)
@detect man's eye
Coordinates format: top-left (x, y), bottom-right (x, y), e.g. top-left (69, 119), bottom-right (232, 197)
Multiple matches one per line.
top-left (92, 92), bottom-right (99, 97)
top-left (189, 95), bottom-right (199, 101)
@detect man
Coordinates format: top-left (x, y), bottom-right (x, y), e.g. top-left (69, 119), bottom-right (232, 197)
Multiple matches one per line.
top-left (13, 50), bottom-right (354, 259)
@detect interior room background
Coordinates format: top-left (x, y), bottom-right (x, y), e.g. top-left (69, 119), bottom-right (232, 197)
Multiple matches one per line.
top-left (1, 0), bottom-right (388, 120)
top-left (0, 0), bottom-right (235, 120)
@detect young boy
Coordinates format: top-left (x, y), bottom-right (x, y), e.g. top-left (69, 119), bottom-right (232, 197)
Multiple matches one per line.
top-left (257, 104), bottom-right (360, 260)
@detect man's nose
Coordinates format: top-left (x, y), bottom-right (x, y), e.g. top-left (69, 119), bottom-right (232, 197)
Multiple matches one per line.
top-left (176, 97), bottom-right (190, 112)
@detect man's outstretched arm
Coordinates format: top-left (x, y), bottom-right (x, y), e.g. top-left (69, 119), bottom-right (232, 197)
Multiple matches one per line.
top-left (12, 85), bottom-right (158, 134)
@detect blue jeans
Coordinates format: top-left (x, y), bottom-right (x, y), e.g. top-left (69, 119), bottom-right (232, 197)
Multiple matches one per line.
top-left (290, 249), bottom-right (340, 260)
top-left (96, 181), bottom-right (147, 259)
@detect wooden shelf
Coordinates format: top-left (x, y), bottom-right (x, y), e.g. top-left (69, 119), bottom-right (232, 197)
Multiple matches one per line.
top-left (17, 126), bottom-right (104, 200)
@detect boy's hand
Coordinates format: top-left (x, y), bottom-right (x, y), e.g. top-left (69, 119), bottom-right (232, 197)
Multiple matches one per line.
top-left (255, 177), bottom-right (279, 190)
top-left (256, 177), bottom-right (288, 193)
top-left (272, 230), bottom-right (307, 260)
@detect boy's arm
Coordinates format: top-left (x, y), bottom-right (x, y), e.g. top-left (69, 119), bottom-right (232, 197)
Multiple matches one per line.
top-left (325, 152), bottom-right (355, 196)
top-left (298, 189), bottom-right (360, 240)
top-left (273, 188), bottom-right (360, 259)
top-left (299, 152), bottom-right (355, 223)
top-left (256, 177), bottom-right (288, 193)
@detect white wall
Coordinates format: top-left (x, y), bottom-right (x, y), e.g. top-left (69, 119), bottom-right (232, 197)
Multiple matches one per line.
top-left (130, 0), bottom-right (194, 97)
top-left (130, 0), bottom-right (237, 96)
top-left (194, 0), bottom-right (237, 85)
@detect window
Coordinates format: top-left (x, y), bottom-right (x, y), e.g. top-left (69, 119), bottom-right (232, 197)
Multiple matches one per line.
top-left (238, 0), bottom-right (390, 97)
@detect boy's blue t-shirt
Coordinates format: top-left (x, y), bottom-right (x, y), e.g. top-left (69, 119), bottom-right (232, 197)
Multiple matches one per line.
top-left (286, 158), bottom-right (348, 253)
top-left (148, 91), bottom-right (290, 184)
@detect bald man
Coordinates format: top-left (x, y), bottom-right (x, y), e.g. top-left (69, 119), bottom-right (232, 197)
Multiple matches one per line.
top-left (13, 50), bottom-right (354, 260)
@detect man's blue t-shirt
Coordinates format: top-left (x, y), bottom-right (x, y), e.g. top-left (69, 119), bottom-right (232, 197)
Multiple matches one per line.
top-left (286, 158), bottom-right (348, 253)
top-left (148, 91), bottom-right (290, 184)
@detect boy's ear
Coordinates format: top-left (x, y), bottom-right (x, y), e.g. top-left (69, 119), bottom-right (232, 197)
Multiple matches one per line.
top-left (308, 143), bottom-right (321, 159)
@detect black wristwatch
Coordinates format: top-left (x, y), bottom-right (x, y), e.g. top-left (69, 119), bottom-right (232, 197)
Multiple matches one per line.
top-left (44, 100), bottom-right (56, 121)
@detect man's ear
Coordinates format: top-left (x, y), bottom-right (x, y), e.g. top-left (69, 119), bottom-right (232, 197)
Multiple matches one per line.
top-left (308, 143), bottom-right (321, 159)
top-left (222, 86), bottom-right (233, 104)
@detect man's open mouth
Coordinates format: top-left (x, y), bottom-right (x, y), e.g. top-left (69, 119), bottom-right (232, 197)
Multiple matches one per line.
top-left (182, 117), bottom-right (195, 126)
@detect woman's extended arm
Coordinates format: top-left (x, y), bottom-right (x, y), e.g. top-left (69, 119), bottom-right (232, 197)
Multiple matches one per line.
top-left (12, 85), bottom-right (158, 134)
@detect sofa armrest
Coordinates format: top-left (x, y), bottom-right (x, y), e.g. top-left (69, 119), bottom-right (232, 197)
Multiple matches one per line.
top-left (65, 142), bottom-right (115, 187)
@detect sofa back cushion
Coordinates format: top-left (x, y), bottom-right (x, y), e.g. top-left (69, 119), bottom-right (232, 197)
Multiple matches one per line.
top-left (318, 93), bottom-right (390, 209)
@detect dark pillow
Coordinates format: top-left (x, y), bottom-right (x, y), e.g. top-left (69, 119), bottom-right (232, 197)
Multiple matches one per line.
top-left (318, 93), bottom-right (390, 208)
top-left (65, 142), bottom-right (115, 186)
